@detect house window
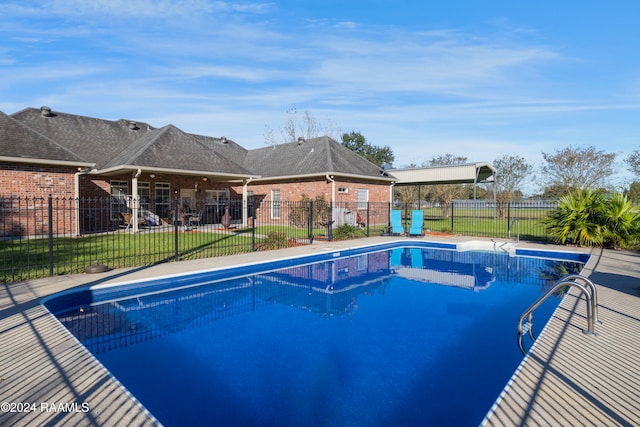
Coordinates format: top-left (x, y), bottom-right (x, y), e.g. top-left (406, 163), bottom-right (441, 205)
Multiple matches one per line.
top-left (154, 183), bottom-right (171, 220)
top-left (137, 182), bottom-right (150, 212)
top-left (110, 180), bottom-right (129, 220)
top-left (271, 189), bottom-right (281, 219)
top-left (205, 189), bottom-right (230, 207)
top-left (357, 188), bottom-right (369, 209)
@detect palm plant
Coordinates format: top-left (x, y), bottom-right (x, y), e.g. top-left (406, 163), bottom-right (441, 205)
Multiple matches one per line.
top-left (600, 193), bottom-right (640, 248)
top-left (543, 189), bottom-right (640, 248)
top-left (542, 189), bottom-right (606, 246)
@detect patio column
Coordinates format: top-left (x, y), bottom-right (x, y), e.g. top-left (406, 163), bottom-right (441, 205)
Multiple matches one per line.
top-left (131, 169), bottom-right (141, 232)
top-left (242, 177), bottom-right (253, 227)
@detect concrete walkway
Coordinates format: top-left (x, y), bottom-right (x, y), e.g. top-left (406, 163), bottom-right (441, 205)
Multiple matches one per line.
top-left (1, 236), bottom-right (639, 426)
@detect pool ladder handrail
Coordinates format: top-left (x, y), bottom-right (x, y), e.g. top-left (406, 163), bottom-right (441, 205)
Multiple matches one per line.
top-left (517, 274), bottom-right (600, 355)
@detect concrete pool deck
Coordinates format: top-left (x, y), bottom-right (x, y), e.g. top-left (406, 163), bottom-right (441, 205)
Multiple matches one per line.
top-left (0, 235), bottom-right (639, 426)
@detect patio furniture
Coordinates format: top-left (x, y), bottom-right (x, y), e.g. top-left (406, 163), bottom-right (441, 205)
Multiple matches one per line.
top-left (188, 210), bottom-right (203, 228)
top-left (121, 212), bottom-right (147, 230)
top-left (408, 210), bottom-right (424, 237)
top-left (390, 210), bottom-right (404, 235)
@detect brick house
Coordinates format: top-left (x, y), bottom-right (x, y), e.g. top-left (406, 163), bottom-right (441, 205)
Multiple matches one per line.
top-left (1, 107), bottom-right (394, 235)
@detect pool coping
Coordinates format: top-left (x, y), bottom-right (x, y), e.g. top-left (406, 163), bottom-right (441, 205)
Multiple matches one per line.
top-left (1, 235), bottom-right (639, 426)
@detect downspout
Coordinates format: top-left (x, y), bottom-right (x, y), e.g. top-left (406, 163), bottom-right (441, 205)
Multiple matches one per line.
top-left (325, 174), bottom-right (335, 205)
top-left (242, 177), bottom-right (253, 227)
top-left (132, 169), bottom-right (142, 233)
top-left (326, 174), bottom-right (335, 236)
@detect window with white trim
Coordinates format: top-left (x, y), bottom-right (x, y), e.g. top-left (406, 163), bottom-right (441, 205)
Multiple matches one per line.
top-left (137, 182), bottom-right (150, 212)
top-left (357, 188), bottom-right (369, 209)
top-left (110, 180), bottom-right (129, 220)
top-left (154, 182), bottom-right (171, 219)
top-left (271, 189), bottom-right (281, 219)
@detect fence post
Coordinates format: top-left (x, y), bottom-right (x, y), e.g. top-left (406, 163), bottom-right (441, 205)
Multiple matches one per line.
top-left (48, 195), bottom-right (54, 276)
top-left (251, 215), bottom-right (256, 251)
top-left (366, 202), bottom-right (370, 237)
top-left (507, 201), bottom-right (511, 237)
top-left (308, 200), bottom-right (314, 243)
top-left (173, 197), bottom-right (180, 261)
top-left (451, 202), bottom-right (454, 231)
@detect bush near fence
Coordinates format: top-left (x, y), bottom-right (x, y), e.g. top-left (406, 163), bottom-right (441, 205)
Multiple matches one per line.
top-left (1, 196), bottom-right (558, 283)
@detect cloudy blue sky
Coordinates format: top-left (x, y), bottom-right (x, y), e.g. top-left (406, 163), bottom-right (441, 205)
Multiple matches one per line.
top-left (1, 1), bottom-right (639, 193)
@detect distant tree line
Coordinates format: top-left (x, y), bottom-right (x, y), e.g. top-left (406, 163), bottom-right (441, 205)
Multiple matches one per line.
top-left (266, 108), bottom-right (640, 206)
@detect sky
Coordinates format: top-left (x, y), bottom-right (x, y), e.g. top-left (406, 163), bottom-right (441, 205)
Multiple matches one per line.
top-left (1, 1), bottom-right (639, 194)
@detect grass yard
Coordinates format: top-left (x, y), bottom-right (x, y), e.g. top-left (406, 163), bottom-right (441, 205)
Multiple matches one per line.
top-left (1, 207), bottom-right (554, 284)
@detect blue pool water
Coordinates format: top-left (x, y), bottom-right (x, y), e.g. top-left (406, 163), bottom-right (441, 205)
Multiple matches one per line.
top-left (48, 242), bottom-right (588, 426)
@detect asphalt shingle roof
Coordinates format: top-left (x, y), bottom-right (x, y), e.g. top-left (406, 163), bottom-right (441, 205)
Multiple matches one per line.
top-left (101, 125), bottom-right (253, 176)
top-left (244, 136), bottom-right (390, 180)
top-left (0, 112), bottom-right (86, 164)
top-left (3, 107), bottom-right (392, 181)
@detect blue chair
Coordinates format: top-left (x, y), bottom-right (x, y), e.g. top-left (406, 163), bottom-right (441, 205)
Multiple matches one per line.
top-left (408, 210), bottom-right (424, 237)
top-left (390, 209), bottom-right (404, 235)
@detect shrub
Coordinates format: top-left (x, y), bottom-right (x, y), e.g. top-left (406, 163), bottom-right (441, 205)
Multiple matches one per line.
top-left (332, 224), bottom-right (361, 240)
top-left (600, 193), bottom-right (640, 248)
top-left (259, 231), bottom-right (289, 250)
top-left (542, 189), bottom-right (640, 248)
top-left (288, 194), bottom-right (329, 228)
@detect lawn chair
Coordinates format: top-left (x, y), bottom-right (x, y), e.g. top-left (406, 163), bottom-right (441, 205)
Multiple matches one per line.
top-left (408, 210), bottom-right (424, 237)
top-left (188, 210), bottom-right (203, 228)
top-left (390, 209), bottom-right (404, 235)
top-left (121, 212), bottom-right (147, 230)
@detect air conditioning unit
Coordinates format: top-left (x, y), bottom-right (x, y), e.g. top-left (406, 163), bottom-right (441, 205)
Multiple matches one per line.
top-left (338, 187), bottom-right (349, 194)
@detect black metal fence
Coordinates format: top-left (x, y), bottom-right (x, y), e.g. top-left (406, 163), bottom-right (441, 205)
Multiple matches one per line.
top-left (0, 196), bottom-right (559, 283)
top-left (393, 199), bottom-right (559, 241)
top-left (0, 196), bottom-right (390, 283)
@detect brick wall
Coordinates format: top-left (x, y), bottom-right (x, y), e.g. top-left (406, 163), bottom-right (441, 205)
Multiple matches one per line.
top-left (0, 162), bottom-right (77, 198)
top-left (232, 177), bottom-right (391, 203)
top-left (1, 163), bottom-right (392, 235)
top-left (0, 162), bottom-right (79, 236)
top-left (232, 177), bottom-right (391, 226)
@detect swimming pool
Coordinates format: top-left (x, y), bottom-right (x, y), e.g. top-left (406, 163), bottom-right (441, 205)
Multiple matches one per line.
top-left (46, 241), bottom-right (588, 426)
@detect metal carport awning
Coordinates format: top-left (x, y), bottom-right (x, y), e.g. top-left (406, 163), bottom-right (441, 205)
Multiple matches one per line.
top-left (388, 162), bottom-right (496, 186)
top-left (387, 162), bottom-right (497, 219)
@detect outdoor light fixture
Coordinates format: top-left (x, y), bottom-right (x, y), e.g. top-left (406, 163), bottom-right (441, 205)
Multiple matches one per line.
top-left (149, 174), bottom-right (156, 179)
top-left (202, 177), bottom-right (208, 181)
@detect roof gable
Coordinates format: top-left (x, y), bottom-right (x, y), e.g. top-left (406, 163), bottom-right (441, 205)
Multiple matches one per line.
top-left (101, 125), bottom-right (253, 176)
top-left (245, 136), bottom-right (391, 180)
top-left (0, 112), bottom-right (87, 164)
top-left (10, 108), bottom-right (153, 168)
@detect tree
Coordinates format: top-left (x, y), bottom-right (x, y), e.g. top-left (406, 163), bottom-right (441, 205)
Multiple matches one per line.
top-left (488, 154), bottom-right (533, 218)
top-left (264, 108), bottom-right (340, 145)
top-left (423, 154), bottom-right (468, 218)
top-left (341, 131), bottom-right (394, 167)
top-left (393, 186), bottom-right (419, 204)
top-left (540, 145), bottom-right (616, 195)
top-left (625, 149), bottom-right (640, 177)
top-left (625, 181), bottom-right (640, 204)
